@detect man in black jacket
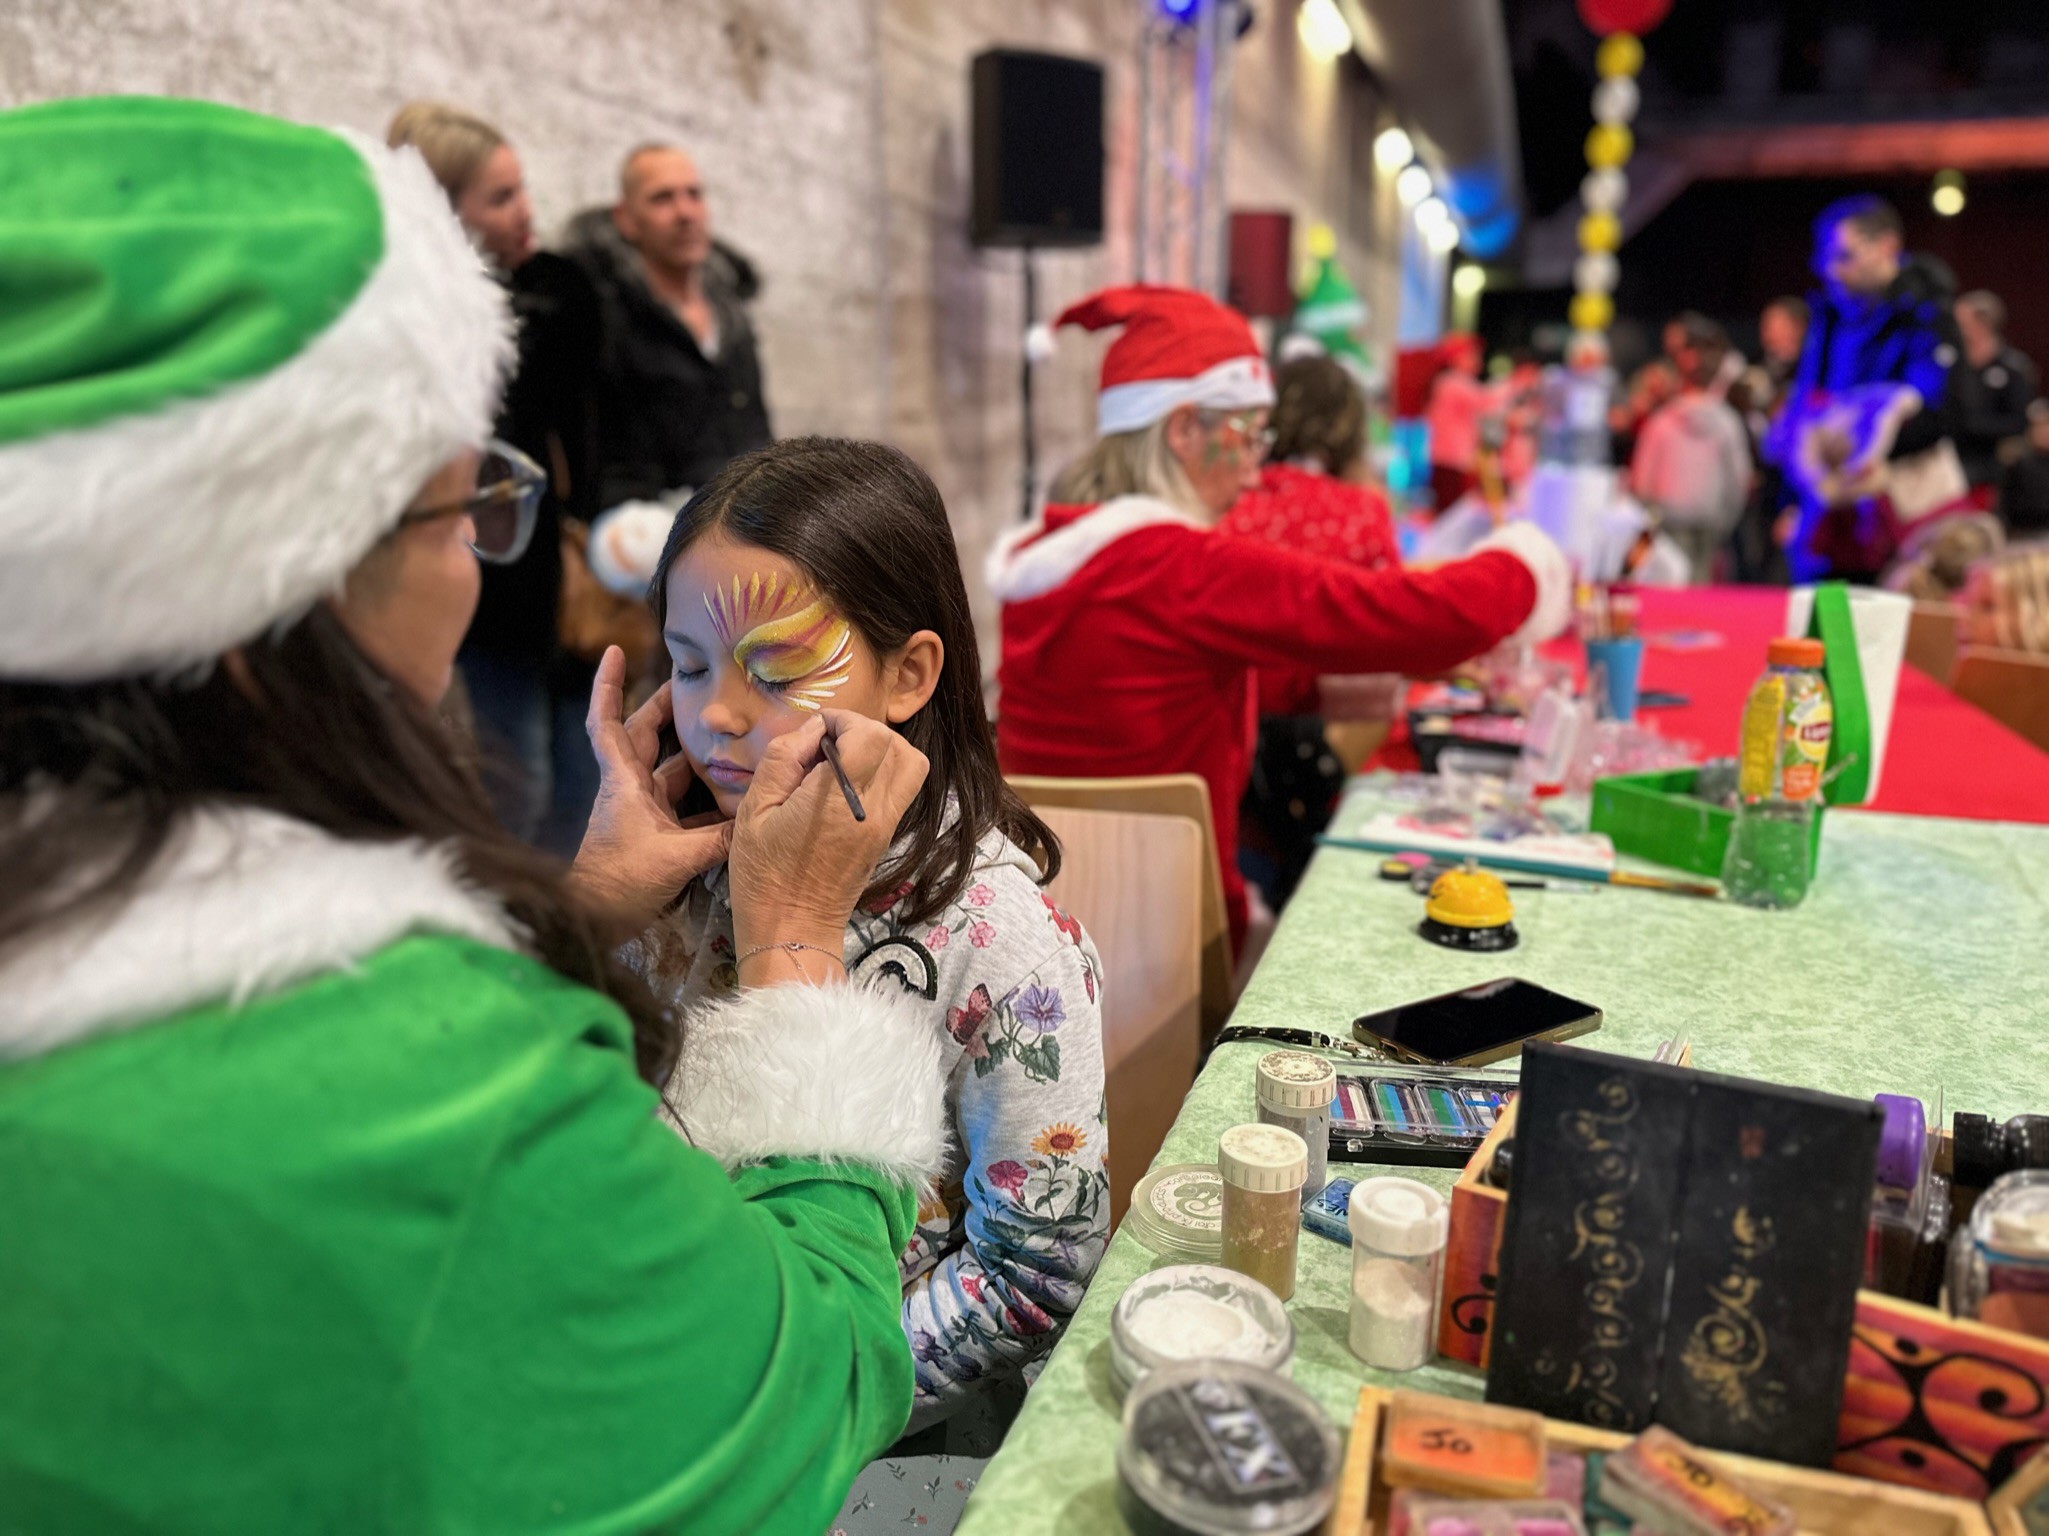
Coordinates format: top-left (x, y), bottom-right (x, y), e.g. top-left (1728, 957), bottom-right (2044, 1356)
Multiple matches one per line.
top-left (565, 145), bottom-right (773, 508)
top-left (1951, 290), bottom-right (2039, 494)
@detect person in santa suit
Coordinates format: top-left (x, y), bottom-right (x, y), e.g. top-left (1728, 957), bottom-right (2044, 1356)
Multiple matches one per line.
top-left (989, 285), bottom-right (1571, 955)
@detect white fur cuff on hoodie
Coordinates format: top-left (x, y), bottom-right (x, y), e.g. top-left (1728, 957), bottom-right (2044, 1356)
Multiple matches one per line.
top-left (1475, 519), bottom-right (1575, 646)
top-left (666, 980), bottom-right (952, 1189)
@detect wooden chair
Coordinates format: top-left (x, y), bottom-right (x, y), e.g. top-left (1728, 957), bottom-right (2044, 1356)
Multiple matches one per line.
top-left (1007, 774), bottom-right (1234, 1042)
top-left (1949, 646), bottom-right (2049, 750)
top-left (1034, 806), bottom-right (1203, 1231)
top-left (1905, 601), bottom-right (1963, 683)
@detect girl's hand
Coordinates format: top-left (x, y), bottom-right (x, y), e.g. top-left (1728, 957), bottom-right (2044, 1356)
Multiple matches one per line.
top-left (568, 646), bottom-right (733, 940)
top-left (728, 710), bottom-right (929, 985)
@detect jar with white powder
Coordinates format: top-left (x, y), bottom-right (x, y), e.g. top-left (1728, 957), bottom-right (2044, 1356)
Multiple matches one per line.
top-left (1345, 1175), bottom-right (1449, 1371)
top-left (1108, 1264), bottom-right (1294, 1398)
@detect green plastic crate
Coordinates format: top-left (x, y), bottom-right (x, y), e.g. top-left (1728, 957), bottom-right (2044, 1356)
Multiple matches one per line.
top-left (1590, 767), bottom-right (1825, 880)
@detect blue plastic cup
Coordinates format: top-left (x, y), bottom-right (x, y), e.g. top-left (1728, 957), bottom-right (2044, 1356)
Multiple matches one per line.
top-left (1586, 636), bottom-right (1646, 722)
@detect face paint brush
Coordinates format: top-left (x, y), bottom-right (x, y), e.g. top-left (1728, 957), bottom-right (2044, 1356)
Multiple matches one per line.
top-left (818, 731), bottom-right (867, 823)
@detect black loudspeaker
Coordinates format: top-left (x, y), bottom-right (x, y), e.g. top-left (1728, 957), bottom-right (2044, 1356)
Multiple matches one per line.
top-left (970, 49), bottom-right (1105, 249)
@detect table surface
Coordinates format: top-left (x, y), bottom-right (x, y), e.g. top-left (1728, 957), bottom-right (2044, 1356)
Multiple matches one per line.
top-left (956, 781), bottom-right (2049, 1535)
top-left (1591, 585), bottom-right (2048, 824)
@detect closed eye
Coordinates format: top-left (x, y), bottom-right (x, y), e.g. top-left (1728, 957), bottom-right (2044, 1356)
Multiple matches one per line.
top-left (672, 664), bottom-right (707, 684)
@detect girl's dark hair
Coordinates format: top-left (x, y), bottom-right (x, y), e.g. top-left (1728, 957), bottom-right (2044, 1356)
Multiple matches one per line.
top-left (651, 436), bottom-right (1060, 927)
top-left (0, 607), bottom-right (676, 1082)
top-left (1270, 355), bottom-right (1368, 476)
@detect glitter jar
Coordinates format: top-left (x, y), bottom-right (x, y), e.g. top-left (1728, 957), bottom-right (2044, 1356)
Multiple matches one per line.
top-left (1347, 1175), bottom-right (1450, 1371)
top-left (1256, 1051), bottom-right (1337, 1202)
top-left (1218, 1123), bottom-right (1308, 1302)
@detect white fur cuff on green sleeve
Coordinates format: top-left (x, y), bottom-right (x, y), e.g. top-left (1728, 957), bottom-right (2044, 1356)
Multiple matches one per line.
top-left (666, 979), bottom-right (952, 1188)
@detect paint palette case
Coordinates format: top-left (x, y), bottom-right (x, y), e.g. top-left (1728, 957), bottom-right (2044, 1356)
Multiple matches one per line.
top-left (1330, 1070), bottom-right (1517, 1168)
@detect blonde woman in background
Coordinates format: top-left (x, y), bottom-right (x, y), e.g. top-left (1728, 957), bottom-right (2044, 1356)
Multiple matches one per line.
top-left (389, 101), bottom-right (608, 856)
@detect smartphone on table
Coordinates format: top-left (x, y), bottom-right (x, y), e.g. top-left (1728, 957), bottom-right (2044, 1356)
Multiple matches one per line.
top-left (1352, 977), bottom-right (1601, 1068)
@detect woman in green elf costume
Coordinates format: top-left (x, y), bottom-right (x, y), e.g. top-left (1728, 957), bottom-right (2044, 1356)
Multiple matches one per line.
top-left (0, 97), bottom-right (949, 1535)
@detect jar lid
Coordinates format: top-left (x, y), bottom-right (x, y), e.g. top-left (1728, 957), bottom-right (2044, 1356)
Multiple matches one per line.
top-left (1128, 1163), bottom-right (1226, 1263)
top-left (1118, 1359), bottom-right (1339, 1536)
top-left (1347, 1175), bottom-right (1449, 1256)
top-left (1768, 636), bottom-right (1825, 669)
top-left (1218, 1124), bottom-right (1308, 1194)
top-left (1874, 1093), bottom-right (1927, 1189)
top-left (1109, 1264), bottom-right (1295, 1399)
top-left (1257, 1051), bottom-right (1338, 1111)
top-left (1977, 1171), bottom-right (2049, 1261)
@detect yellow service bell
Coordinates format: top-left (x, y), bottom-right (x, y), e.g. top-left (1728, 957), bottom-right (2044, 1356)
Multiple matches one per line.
top-left (1419, 860), bottom-right (1520, 952)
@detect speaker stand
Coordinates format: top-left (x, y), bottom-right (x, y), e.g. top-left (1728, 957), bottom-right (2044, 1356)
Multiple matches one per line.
top-left (1019, 246), bottom-right (1038, 523)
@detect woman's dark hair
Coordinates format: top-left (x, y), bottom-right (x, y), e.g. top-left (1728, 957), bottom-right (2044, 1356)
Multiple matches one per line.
top-left (650, 436), bottom-right (1060, 927)
top-left (0, 607), bottom-right (677, 1083)
top-left (1270, 355), bottom-right (1368, 476)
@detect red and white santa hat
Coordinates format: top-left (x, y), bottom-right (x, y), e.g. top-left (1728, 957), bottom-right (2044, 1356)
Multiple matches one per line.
top-left (1049, 284), bottom-right (1275, 437)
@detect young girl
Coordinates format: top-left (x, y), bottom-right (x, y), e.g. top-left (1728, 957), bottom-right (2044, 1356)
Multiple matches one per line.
top-left (635, 437), bottom-right (1110, 1432)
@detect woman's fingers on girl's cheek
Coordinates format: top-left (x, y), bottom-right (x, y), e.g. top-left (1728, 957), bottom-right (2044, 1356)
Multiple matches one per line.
top-left (651, 754), bottom-right (696, 804)
top-left (753, 715), bottom-right (827, 794)
top-left (623, 684), bottom-right (674, 764)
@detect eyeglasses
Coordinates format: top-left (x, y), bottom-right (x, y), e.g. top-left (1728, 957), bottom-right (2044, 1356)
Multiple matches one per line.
top-left (396, 439), bottom-right (546, 564)
top-left (1205, 409), bottom-right (1277, 460)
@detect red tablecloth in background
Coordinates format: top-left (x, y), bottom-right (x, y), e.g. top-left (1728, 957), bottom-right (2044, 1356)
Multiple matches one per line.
top-left (1588, 586), bottom-right (2048, 824)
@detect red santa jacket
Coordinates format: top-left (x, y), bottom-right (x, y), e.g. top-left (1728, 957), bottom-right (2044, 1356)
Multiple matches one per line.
top-left (989, 495), bottom-right (1567, 951)
top-left (1220, 462), bottom-right (1403, 716)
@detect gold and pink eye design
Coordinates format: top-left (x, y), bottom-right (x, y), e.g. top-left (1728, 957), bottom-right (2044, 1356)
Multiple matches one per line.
top-left (704, 572), bottom-right (856, 712)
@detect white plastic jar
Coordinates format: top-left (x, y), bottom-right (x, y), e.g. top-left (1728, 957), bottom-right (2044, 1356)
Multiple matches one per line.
top-left (1256, 1051), bottom-right (1337, 1201)
top-left (1346, 1175), bottom-right (1449, 1371)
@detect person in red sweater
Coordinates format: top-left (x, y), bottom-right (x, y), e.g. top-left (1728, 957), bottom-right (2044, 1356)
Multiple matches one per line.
top-left (1221, 353), bottom-right (1403, 718)
top-left (989, 285), bottom-right (1570, 953)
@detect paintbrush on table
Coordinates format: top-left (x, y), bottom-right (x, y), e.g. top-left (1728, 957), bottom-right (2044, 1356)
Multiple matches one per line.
top-left (818, 732), bottom-right (866, 823)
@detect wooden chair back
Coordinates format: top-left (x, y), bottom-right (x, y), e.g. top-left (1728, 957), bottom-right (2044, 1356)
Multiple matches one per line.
top-left (1950, 646), bottom-right (2049, 751)
top-left (1008, 774), bottom-right (1234, 1041)
top-left (1905, 601), bottom-right (1962, 683)
top-left (1035, 805), bottom-right (1203, 1230)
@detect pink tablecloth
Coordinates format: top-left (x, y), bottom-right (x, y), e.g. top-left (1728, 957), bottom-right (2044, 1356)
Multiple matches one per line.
top-left (1610, 586), bottom-right (2047, 824)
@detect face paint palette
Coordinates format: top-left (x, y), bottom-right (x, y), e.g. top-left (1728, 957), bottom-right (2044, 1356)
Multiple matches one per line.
top-left (1330, 1070), bottom-right (1517, 1168)
top-left (703, 571), bottom-right (854, 712)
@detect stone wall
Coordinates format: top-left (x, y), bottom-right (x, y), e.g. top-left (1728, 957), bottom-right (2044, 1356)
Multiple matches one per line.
top-left (1, 0), bottom-right (1398, 651)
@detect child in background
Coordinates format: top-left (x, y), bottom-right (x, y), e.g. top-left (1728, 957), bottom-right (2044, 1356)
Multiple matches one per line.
top-left (1630, 315), bottom-right (1753, 583)
top-left (631, 438), bottom-right (1111, 1444)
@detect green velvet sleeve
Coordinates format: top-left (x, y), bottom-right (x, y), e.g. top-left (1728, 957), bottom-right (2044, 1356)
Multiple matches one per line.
top-left (407, 984), bottom-right (921, 1536)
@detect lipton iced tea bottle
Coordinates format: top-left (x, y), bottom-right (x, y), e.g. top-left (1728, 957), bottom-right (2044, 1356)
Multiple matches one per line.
top-left (1724, 637), bottom-right (1832, 909)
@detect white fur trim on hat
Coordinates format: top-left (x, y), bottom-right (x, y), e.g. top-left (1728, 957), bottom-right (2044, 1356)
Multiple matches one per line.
top-left (0, 132), bottom-right (515, 681)
top-left (587, 501), bottom-right (679, 597)
top-left (1097, 354), bottom-right (1276, 436)
top-left (1474, 519), bottom-right (1575, 646)
top-left (665, 980), bottom-right (953, 1189)
top-left (0, 806), bottom-right (522, 1062)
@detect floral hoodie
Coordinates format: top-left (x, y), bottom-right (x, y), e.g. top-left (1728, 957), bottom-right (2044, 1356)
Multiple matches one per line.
top-left (638, 818), bottom-right (1109, 1433)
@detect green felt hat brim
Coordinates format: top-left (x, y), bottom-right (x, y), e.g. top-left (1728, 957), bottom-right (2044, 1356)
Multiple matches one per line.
top-left (0, 102), bottom-right (513, 681)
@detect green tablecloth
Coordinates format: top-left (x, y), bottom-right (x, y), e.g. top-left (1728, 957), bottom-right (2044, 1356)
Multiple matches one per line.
top-left (956, 782), bottom-right (2049, 1535)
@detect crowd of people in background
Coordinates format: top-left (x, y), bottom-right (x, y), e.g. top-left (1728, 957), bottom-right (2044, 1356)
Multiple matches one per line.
top-left (1414, 193), bottom-right (2046, 627)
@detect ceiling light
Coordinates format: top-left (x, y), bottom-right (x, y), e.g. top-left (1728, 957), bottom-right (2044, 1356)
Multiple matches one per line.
top-left (1374, 126), bottom-right (1414, 173)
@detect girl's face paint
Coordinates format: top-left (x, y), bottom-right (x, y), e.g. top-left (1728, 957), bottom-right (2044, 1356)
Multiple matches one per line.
top-left (664, 537), bottom-right (891, 818)
top-left (704, 572), bottom-right (855, 712)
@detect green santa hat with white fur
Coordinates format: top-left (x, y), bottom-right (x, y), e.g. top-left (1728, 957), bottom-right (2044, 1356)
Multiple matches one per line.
top-left (0, 95), bottom-right (513, 682)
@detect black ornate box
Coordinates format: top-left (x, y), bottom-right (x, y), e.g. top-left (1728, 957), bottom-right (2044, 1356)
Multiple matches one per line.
top-left (1485, 1042), bottom-right (1882, 1466)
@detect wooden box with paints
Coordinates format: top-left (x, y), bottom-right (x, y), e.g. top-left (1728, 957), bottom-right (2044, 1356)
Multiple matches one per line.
top-left (1324, 1386), bottom-right (2005, 1535)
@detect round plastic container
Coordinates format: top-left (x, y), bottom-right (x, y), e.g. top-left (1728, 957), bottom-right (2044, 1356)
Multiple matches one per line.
top-left (1218, 1124), bottom-right (1308, 1301)
top-left (1347, 1175), bottom-right (1450, 1371)
top-left (1949, 1169), bottom-right (2049, 1337)
top-left (1128, 1163), bottom-right (1227, 1264)
top-left (1256, 1051), bottom-right (1337, 1202)
top-left (1109, 1264), bottom-right (1295, 1399)
top-left (1117, 1358), bottom-right (1340, 1536)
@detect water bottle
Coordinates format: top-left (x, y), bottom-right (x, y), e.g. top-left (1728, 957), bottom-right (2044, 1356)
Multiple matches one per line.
top-left (1723, 638), bottom-right (1831, 910)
